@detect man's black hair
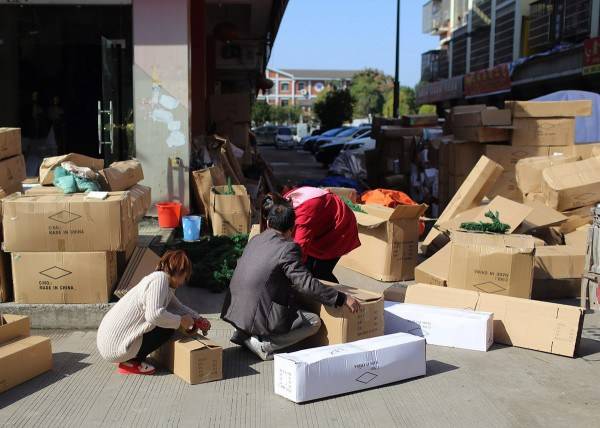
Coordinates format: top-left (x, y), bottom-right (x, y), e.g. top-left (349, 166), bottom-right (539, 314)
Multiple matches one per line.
top-left (267, 202), bottom-right (296, 232)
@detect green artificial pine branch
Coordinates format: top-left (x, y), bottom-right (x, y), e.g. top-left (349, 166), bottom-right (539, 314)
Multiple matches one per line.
top-left (223, 177), bottom-right (235, 195)
top-left (460, 210), bottom-right (510, 234)
top-left (341, 196), bottom-right (366, 213)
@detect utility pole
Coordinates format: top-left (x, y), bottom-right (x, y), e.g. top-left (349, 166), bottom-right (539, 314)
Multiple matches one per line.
top-left (393, 0), bottom-right (401, 118)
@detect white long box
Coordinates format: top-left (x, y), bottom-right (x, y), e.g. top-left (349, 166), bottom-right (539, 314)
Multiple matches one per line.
top-left (384, 302), bottom-right (493, 352)
top-left (274, 333), bottom-right (426, 403)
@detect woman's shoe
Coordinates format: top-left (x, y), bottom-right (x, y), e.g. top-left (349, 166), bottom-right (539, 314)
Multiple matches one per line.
top-left (118, 360), bottom-right (156, 375)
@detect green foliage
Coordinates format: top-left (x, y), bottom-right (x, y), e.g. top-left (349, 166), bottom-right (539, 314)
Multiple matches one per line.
top-left (223, 177), bottom-right (235, 195)
top-left (418, 104), bottom-right (437, 115)
top-left (252, 102), bottom-right (302, 125)
top-left (342, 196), bottom-right (366, 214)
top-left (313, 88), bottom-right (354, 129)
top-left (460, 211), bottom-right (510, 234)
top-left (382, 86), bottom-right (417, 117)
top-left (252, 101), bottom-right (272, 126)
top-left (350, 69), bottom-right (393, 118)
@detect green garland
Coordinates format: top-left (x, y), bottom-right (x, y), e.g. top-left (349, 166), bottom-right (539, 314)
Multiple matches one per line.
top-left (341, 196), bottom-right (366, 213)
top-left (460, 210), bottom-right (510, 234)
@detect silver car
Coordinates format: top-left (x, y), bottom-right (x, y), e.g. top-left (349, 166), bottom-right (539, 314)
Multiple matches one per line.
top-left (275, 127), bottom-right (295, 150)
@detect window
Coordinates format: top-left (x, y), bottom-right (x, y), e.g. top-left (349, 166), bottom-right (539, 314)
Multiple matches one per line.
top-left (281, 99), bottom-right (289, 107)
top-left (298, 82), bottom-right (305, 91)
top-left (281, 82), bottom-right (290, 91)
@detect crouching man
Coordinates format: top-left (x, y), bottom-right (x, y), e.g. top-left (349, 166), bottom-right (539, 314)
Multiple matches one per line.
top-left (221, 197), bottom-right (360, 360)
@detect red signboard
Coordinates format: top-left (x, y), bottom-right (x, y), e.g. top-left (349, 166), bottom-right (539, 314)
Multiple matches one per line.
top-left (464, 63), bottom-right (511, 97)
top-left (416, 76), bottom-right (464, 105)
top-left (583, 37), bottom-right (600, 75)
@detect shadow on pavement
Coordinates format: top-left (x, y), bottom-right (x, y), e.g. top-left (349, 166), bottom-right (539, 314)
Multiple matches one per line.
top-left (426, 359), bottom-right (460, 377)
top-left (222, 346), bottom-right (262, 380)
top-left (0, 352), bottom-right (90, 410)
top-left (578, 337), bottom-right (600, 359)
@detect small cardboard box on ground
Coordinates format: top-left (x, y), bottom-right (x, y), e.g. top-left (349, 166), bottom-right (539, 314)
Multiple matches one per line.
top-left (542, 157), bottom-right (600, 211)
top-left (274, 333), bottom-right (426, 403)
top-left (339, 203), bottom-right (427, 281)
top-left (403, 283), bottom-right (584, 357)
top-left (448, 232), bottom-right (535, 299)
top-left (0, 315), bottom-right (53, 394)
top-left (99, 160), bottom-right (144, 191)
top-left (11, 252), bottom-right (118, 304)
top-left (153, 334), bottom-right (222, 385)
top-left (384, 302), bottom-right (493, 352)
top-left (2, 193), bottom-right (135, 252)
top-left (210, 185), bottom-right (251, 237)
top-left (0, 155), bottom-right (26, 195)
top-left (0, 128), bottom-right (22, 161)
top-left (300, 283), bottom-right (384, 346)
top-left (515, 154), bottom-right (580, 196)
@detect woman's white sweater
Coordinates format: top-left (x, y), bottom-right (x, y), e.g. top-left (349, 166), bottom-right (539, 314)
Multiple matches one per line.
top-left (97, 271), bottom-right (199, 363)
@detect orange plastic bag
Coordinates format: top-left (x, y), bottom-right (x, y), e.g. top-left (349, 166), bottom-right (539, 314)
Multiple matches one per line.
top-left (360, 189), bottom-right (426, 235)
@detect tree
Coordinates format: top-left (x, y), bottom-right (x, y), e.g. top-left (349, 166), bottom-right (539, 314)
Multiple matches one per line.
top-left (382, 86), bottom-right (417, 117)
top-left (418, 104), bottom-right (437, 115)
top-left (313, 88), bottom-right (354, 129)
top-left (251, 101), bottom-right (272, 126)
top-left (350, 69), bottom-right (393, 118)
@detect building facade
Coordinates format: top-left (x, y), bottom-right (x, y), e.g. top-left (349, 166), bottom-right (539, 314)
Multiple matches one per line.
top-left (257, 68), bottom-right (357, 113)
top-left (418, 0), bottom-right (600, 107)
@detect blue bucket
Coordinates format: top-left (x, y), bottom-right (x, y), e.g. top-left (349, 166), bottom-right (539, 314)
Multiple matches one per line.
top-left (182, 215), bottom-right (202, 241)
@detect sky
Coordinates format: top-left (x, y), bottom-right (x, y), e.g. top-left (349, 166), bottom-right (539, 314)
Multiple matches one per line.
top-left (268, 0), bottom-right (440, 88)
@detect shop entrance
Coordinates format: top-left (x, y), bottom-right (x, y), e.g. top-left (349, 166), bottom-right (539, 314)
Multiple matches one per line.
top-left (0, 4), bottom-right (133, 175)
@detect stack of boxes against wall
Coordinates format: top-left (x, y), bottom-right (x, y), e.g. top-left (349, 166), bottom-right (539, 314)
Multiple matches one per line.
top-left (0, 134), bottom-right (151, 304)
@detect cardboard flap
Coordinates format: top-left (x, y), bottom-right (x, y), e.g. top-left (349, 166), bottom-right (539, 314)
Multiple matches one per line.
top-left (518, 201), bottom-right (567, 233)
top-left (389, 204), bottom-right (428, 220)
top-left (322, 282), bottom-right (383, 303)
top-left (354, 211), bottom-right (387, 228)
top-left (177, 335), bottom-right (220, 351)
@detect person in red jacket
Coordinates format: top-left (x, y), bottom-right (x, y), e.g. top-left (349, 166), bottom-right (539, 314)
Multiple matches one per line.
top-left (279, 186), bottom-right (361, 283)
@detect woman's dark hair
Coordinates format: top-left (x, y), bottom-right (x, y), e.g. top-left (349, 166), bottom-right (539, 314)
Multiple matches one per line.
top-left (260, 192), bottom-right (290, 231)
top-left (267, 203), bottom-right (296, 233)
top-left (156, 250), bottom-right (192, 281)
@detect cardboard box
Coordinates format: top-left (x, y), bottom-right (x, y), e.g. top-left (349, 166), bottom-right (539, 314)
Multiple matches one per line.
top-left (209, 185), bottom-right (251, 237)
top-left (12, 252), bottom-right (117, 304)
top-left (565, 227), bottom-right (589, 250)
top-left (300, 283), bottom-right (384, 346)
top-left (274, 333), bottom-right (426, 403)
top-left (39, 153), bottom-right (104, 185)
top-left (114, 247), bottom-right (160, 298)
top-left (446, 141), bottom-right (484, 176)
top-left (24, 186), bottom-right (64, 196)
top-left (0, 155), bottom-right (26, 195)
top-left (325, 187), bottom-right (358, 203)
top-left (487, 170), bottom-right (521, 202)
top-left (511, 118), bottom-right (575, 147)
top-left (404, 283), bottom-right (584, 357)
top-left (534, 245), bottom-right (585, 280)
top-left (571, 142), bottom-right (600, 159)
top-left (153, 334), bottom-right (222, 384)
top-left (127, 184), bottom-right (151, 222)
top-left (99, 160), bottom-right (144, 191)
top-left (515, 154), bottom-right (580, 195)
top-left (452, 107), bottom-right (511, 127)
top-left (532, 278), bottom-right (581, 300)
top-left (192, 166), bottom-right (226, 219)
top-left (484, 144), bottom-right (572, 172)
top-left (2, 193), bottom-right (134, 252)
top-left (542, 157), bottom-right (600, 211)
top-left (0, 314), bottom-right (30, 344)
top-left (0, 336), bottom-right (53, 394)
top-left (508, 100), bottom-right (593, 118)
top-left (448, 232), bottom-right (535, 299)
top-left (384, 302), bottom-right (493, 352)
top-left (0, 128), bottom-right (22, 161)
top-left (209, 92), bottom-right (251, 123)
top-left (453, 126), bottom-right (511, 143)
top-left (339, 204), bottom-right (427, 281)
top-left (518, 201), bottom-right (568, 233)
top-left (414, 244), bottom-right (451, 287)
top-left (423, 156), bottom-right (503, 252)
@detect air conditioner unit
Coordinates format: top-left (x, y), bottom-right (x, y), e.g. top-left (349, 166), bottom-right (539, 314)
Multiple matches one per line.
top-left (215, 40), bottom-right (262, 70)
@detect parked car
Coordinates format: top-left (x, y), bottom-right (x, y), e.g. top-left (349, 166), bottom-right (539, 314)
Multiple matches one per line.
top-left (310, 127), bottom-right (354, 154)
top-left (253, 125), bottom-right (278, 146)
top-left (301, 128), bottom-right (332, 152)
top-left (315, 129), bottom-right (373, 166)
top-left (344, 135), bottom-right (376, 154)
top-left (275, 126), bottom-right (295, 150)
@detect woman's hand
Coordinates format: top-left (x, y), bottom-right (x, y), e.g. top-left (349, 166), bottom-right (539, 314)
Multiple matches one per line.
top-left (180, 314), bottom-right (195, 330)
top-left (344, 295), bottom-right (361, 313)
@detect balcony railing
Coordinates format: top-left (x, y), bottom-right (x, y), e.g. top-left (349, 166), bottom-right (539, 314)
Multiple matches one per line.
top-left (421, 49), bottom-right (449, 82)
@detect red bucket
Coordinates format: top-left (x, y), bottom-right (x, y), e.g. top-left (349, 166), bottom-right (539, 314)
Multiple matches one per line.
top-left (156, 202), bottom-right (182, 228)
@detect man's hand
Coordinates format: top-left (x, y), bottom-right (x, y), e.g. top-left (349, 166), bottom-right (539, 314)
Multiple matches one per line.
top-left (180, 314), bottom-right (195, 330)
top-left (344, 295), bottom-right (361, 313)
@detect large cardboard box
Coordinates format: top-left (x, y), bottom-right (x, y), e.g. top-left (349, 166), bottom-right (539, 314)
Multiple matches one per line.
top-left (484, 144), bottom-right (572, 172)
top-left (339, 204), bottom-right (427, 281)
top-left (488, 170), bottom-right (521, 202)
top-left (404, 283), bottom-right (584, 357)
top-left (0, 336), bottom-right (53, 394)
top-left (453, 126), bottom-right (510, 143)
top-left (114, 247), bottom-right (160, 298)
top-left (153, 334), bottom-right (222, 384)
top-left (0, 155), bottom-right (26, 195)
top-left (2, 193), bottom-right (134, 252)
top-left (452, 107), bottom-right (511, 128)
top-left (12, 252), bottom-right (118, 304)
top-left (511, 118), bottom-right (575, 146)
top-left (515, 154), bottom-right (580, 195)
top-left (565, 227), bottom-right (589, 250)
top-left (507, 100), bottom-right (592, 118)
top-left (423, 156), bottom-right (504, 252)
top-left (0, 128), bottom-right (22, 161)
top-left (532, 279), bottom-right (581, 300)
top-left (301, 283), bottom-right (384, 346)
top-left (571, 142), bottom-right (600, 159)
top-left (384, 302), bottom-right (493, 352)
top-left (448, 232), bottom-right (535, 299)
top-left (0, 314), bottom-right (30, 344)
top-left (209, 185), bottom-right (251, 237)
top-left (542, 157), bottom-right (600, 211)
top-left (274, 333), bottom-right (426, 403)
top-left (447, 141), bottom-right (484, 176)
top-left (99, 160), bottom-right (144, 191)
top-left (127, 184), bottom-right (152, 222)
top-left (39, 153), bottom-right (104, 185)
top-left (414, 244), bottom-right (451, 287)
top-left (534, 245), bottom-right (585, 280)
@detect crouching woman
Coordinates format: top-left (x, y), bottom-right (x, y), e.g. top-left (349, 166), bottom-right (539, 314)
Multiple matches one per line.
top-left (97, 250), bottom-right (210, 375)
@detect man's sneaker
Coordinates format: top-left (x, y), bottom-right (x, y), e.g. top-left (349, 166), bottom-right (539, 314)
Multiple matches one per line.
top-left (230, 329), bottom-right (249, 346)
top-left (244, 336), bottom-right (274, 361)
top-left (118, 360), bottom-right (156, 375)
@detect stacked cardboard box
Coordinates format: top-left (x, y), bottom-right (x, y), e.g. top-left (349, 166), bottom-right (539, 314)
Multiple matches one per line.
top-left (452, 105), bottom-right (512, 143)
top-left (0, 314), bottom-right (53, 393)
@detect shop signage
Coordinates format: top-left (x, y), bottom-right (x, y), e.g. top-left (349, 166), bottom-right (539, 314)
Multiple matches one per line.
top-left (416, 76), bottom-right (464, 105)
top-left (464, 63), bottom-right (511, 97)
